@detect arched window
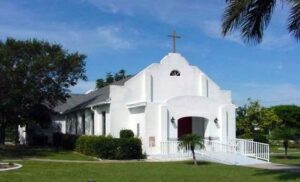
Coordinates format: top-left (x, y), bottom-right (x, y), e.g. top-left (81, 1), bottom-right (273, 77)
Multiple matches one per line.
top-left (170, 70), bottom-right (180, 76)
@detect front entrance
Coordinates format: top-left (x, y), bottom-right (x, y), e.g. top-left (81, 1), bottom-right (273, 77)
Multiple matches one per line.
top-left (177, 117), bottom-right (207, 139)
top-left (177, 117), bottom-right (192, 138)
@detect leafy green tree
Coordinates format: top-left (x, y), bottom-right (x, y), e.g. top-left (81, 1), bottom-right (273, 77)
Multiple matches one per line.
top-left (95, 69), bottom-right (130, 89)
top-left (271, 105), bottom-right (300, 128)
top-left (222, 0), bottom-right (300, 44)
top-left (179, 134), bottom-right (204, 165)
top-left (0, 38), bottom-right (87, 144)
top-left (270, 128), bottom-right (298, 158)
top-left (114, 69), bottom-right (126, 81)
top-left (236, 99), bottom-right (281, 142)
top-left (96, 78), bottom-right (105, 89)
top-left (105, 72), bottom-right (114, 84)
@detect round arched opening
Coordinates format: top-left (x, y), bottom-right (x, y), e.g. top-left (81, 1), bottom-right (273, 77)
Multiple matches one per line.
top-left (177, 116), bottom-right (208, 139)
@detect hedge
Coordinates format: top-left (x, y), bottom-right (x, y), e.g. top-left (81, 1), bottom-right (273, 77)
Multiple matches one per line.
top-left (53, 132), bottom-right (79, 150)
top-left (120, 129), bottom-right (134, 139)
top-left (75, 136), bottom-right (143, 159)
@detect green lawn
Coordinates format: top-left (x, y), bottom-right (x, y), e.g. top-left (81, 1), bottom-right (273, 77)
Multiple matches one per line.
top-left (0, 146), bottom-right (299, 181)
top-left (270, 147), bottom-right (300, 166)
top-left (0, 161), bottom-right (299, 182)
top-left (0, 146), bottom-right (96, 161)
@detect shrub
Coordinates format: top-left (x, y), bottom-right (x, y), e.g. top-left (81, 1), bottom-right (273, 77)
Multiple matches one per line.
top-left (120, 129), bottom-right (134, 139)
top-left (75, 135), bottom-right (143, 159)
top-left (53, 132), bottom-right (79, 150)
top-left (31, 134), bottom-right (48, 146)
top-left (253, 134), bottom-right (269, 143)
top-left (116, 138), bottom-right (143, 159)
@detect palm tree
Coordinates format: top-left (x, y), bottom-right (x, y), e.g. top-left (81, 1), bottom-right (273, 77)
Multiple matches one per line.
top-left (270, 127), bottom-right (298, 158)
top-left (222, 0), bottom-right (300, 44)
top-left (179, 134), bottom-right (204, 165)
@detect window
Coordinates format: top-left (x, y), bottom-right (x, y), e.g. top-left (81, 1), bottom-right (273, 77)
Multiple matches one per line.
top-left (82, 112), bottom-right (85, 135)
top-left (170, 70), bottom-right (180, 76)
top-left (137, 123), bottom-right (140, 137)
top-left (91, 112), bottom-right (95, 135)
top-left (206, 79), bottom-right (209, 97)
top-left (102, 111), bottom-right (106, 136)
top-left (226, 112), bottom-right (229, 138)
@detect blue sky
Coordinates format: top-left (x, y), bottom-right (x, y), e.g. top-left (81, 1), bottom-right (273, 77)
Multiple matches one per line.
top-left (1, 0), bottom-right (299, 106)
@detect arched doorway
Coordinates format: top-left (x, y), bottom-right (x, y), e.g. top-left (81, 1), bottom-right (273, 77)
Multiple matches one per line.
top-left (177, 117), bottom-right (207, 139)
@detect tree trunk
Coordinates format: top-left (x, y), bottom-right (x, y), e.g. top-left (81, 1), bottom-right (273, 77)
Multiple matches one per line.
top-left (191, 146), bottom-right (197, 165)
top-left (14, 125), bottom-right (20, 145)
top-left (0, 124), bottom-right (6, 145)
top-left (283, 140), bottom-right (288, 159)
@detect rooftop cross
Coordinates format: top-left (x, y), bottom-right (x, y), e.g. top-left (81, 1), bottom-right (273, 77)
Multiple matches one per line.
top-left (168, 31), bottom-right (181, 53)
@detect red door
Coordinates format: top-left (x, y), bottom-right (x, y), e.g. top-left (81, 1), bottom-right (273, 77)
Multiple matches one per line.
top-left (178, 117), bottom-right (192, 139)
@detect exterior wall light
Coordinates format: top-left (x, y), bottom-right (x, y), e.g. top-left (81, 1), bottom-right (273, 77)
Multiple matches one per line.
top-left (214, 118), bottom-right (218, 124)
top-left (171, 117), bottom-right (175, 123)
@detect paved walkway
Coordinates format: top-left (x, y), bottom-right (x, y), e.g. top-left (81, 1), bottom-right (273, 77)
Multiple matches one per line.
top-left (246, 163), bottom-right (300, 173)
top-left (3, 158), bottom-right (164, 164)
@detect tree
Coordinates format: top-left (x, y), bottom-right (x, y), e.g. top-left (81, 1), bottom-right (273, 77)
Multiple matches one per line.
top-left (96, 78), bottom-right (105, 89)
top-left (270, 128), bottom-right (298, 158)
top-left (105, 72), bottom-right (114, 84)
top-left (114, 69), bottom-right (126, 81)
top-left (0, 38), bottom-right (87, 144)
top-left (236, 99), bottom-right (281, 142)
top-left (95, 69), bottom-right (131, 89)
top-left (271, 105), bottom-right (300, 128)
top-left (222, 0), bottom-right (300, 44)
top-left (179, 134), bottom-right (204, 165)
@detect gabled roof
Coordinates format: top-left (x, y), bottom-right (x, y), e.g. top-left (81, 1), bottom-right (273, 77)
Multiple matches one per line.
top-left (53, 76), bottom-right (132, 114)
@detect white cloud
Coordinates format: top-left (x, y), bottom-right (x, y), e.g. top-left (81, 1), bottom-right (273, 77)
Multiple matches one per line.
top-left (0, 24), bottom-right (135, 52)
top-left (96, 26), bottom-right (133, 49)
top-left (82, 0), bottom-right (222, 25)
top-left (236, 82), bottom-right (300, 106)
top-left (200, 20), bottom-right (243, 44)
top-left (259, 33), bottom-right (296, 50)
top-left (70, 80), bottom-right (96, 93)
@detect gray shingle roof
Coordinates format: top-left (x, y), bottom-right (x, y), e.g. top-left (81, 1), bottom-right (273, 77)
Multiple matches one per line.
top-left (53, 77), bottom-right (131, 114)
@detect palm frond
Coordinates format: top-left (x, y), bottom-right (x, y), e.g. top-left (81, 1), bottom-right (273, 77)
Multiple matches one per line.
top-left (222, 0), bottom-right (276, 44)
top-left (288, 0), bottom-right (300, 41)
top-left (179, 134), bottom-right (204, 149)
top-left (222, 0), bottom-right (252, 35)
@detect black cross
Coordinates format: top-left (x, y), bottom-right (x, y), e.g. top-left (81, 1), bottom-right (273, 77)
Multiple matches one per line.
top-left (168, 31), bottom-right (181, 53)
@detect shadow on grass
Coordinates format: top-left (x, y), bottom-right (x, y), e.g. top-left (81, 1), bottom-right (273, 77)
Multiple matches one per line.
top-left (273, 155), bottom-right (300, 160)
top-left (183, 160), bottom-right (211, 166)
top-left (254, 168), bottom-right (300, 181)
top-left (0, 145), bottom-right (64, 160)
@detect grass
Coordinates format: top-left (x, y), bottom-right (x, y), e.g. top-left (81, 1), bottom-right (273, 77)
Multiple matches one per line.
top-left (0, 146), bottom-right (299, 181)
top-left (270, 146), bottom-right (300, 166)
top-left (0, 146), bottom-right (96, 161)
top-left (0, 161), bottom-right (299, 182)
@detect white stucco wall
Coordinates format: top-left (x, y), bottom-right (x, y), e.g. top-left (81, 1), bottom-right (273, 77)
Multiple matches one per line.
top-left (55, 53), bottom-right (236, 155)
top-left (94, 105), bottom-right (110, 136)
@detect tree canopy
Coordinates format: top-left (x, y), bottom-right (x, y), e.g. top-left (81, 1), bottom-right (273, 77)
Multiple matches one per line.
top-left (236, 99), bottom-right (281, 142)
top-left (271, 105), bottom-right (300, 128)
top-left (222, 0), bottom-right (300, 44)
top-left (0, 38), bottom-right (87, 144)
top-left (96, 69), bottom-right (131, 89)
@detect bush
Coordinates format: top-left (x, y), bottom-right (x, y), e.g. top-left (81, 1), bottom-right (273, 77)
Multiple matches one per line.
top-left (120, 129), bottom-right (134, 139)
top-left (75, 135), bottom-right (143, 159)
top-left (53, 132), bottom-right (79, 150)
top-left (253, 134), bottom-right (269, 143)
top-left (116, 138), bottom-right (143, 159)
top-left (31, 134), bottom-right (48, 146)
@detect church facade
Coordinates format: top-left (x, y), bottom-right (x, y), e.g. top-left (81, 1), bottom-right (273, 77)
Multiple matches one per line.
top-left (46, 53), bottom-right (236, 155)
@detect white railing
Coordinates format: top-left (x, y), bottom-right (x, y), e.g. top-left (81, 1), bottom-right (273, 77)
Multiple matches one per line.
top-left (160, 138), bottom-right (269, 162)
top-left (231, 138), bottom-right (269, 162)
top-left (160, 141), bottom-right (191, 159)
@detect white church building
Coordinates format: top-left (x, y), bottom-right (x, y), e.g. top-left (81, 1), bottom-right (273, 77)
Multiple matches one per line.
top-left (20, 52), bottom-right (270, 164)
